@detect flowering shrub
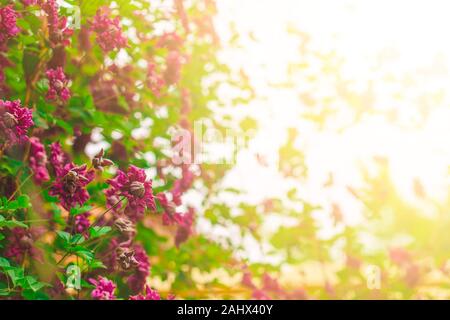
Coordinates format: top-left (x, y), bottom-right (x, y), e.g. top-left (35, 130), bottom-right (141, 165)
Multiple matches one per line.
top-left (0, 0), bottom-right (252, 300)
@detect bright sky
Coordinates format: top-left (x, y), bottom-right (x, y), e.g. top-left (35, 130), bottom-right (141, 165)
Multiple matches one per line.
top-left (200, 0), bottom-right (450, 263)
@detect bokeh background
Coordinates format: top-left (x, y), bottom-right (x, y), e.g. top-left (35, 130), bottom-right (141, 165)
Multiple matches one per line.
top-left (188, 0), bottom-right (450, 299)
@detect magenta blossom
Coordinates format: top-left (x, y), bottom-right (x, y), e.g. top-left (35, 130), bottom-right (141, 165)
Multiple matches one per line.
top-left (49, 141), bottom-right (68, 177)
top-left (127, 244), bottom-right (150, 293)
top-left (21, 0), bottom-right (37, 7)
top-left (4, 227), bottom-right (45, 263)
top-left (0, 99), bottom-right (33, 143)
top-left (129, 285), bottom-right (161, 300)
top-left (49, 163), bottom-right (94, 210)
top-left (164, 50), bottom-right (184, 85)
top-left (157, 32), bottom-right (183, 51)
top-left (146, 62), bottom-right (165, 98)
top-left (106, 165), bottom-right (156, 221)
top-left (89, 276), bottom-right (116, 300)
top-left (29, 137), bottom-right (50, 184)
top-left (40, 0), bottom-right (73, 46)
top-left (175, 208), bottom-right (195, 247)
top-left (46, 67), bottom-right (71, 102)
top-left (90, 7), bottom-right (127, 53)
top-left (75, 212), bottom-right (91, 234)
top-left (0, 6), bottom-right (20, 46)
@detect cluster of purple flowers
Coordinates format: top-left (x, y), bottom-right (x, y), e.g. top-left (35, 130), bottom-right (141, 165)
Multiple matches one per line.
top-left (90, 7), bottom-right (127, 53)
top-left (46, 67), bottom-right (71, 102)
top-left (106, 165), bottom-right (156, 221)
top-left (0, 99), bottom-right (34, 144)
top-left (29, 137), bottom-right (50, 184)
top-left (49, 163), bottom-right (94, 210)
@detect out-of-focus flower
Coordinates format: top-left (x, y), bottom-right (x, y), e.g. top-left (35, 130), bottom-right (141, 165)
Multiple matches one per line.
top-left (89, 276), bottom-right (116, 300)
top-left (114, 216), bottom-right (135, 237)
top-left (171, 164), bottom-right (195, 205)
top-left (90, 7), bottom-right (127, 53)
top-left (127, 244), bottom-right (150, 293)
top-left (164, 50), bottom-right (184, 85)
top-left (129, 285), bottom-right (161, 300)
top-left (106, 165), bottom-right (156, 221)
top-left (4, 227), bottom-right (45, 263)
top-left (49, 142), bottom-right (68, 177)
top-left (174, 0), bottom-right (190, 33)
top-left (157, 32), bottom-right (184, 51)
top-left (175, 208), bottom-right (195, 247)
top-left (46, 67), bottom-right (71, 102)
top-left (0, 6), bottom-right (20, 46)
top-left (74, 212), bottom-right (91, 234)
top-left (40, 0), bottom-right (73, 46)
top-left (252, 289), bottom-right (270, 300)
top-left (146, 62), bottom-right (165, 98)
top-left (29, 137), bottom-right (50, 184)
top-left (116, 247), bottom-right (139, 271)
top-left (21, 0), bottom-right (37, 7)
top-left (0, 99), bottom-right (33, 144)
top-left (49, 163), bottom-right (94, 210)
top-left (389, 247), bottom-right (412, 266)
top-left (92, 148), bottom-right (114, 171)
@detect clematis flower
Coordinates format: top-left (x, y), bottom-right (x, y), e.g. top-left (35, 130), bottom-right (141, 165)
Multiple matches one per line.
top-left (89, 276), bottom-right (116, 300)
top-left (157, 32), bottom-right (183, 51)
top-left (74, 212), bottom-right (91, 234)
top-left (0, 6), bottom-right (20, 46)
top-left (40, 0), bottom-right (73, 46)
top-left (21, 0), bottom-right (37, 6)
top-left (0, 99), bottom-right (33, 144)
top-left (91, 148), bottom-right (114, 171)
top-left (29, 137), bottom-right (50, 185)
top-left (129, 285), bottom-right (161, 300)
top-left (106, 165), bottom-right (156, 221)
top-left (49, 142), bottom-right (68, 177)
top-left (146, 62), bottom-right (165, 98)
top-left (90, 7), bottom-right (127, 53)
top-left (127, 244), bottom-right (150, 293)
top-left (46, 67), bottom-right (71, 102)
top-left (164, 50), bottom-right (184, 85)
top-left (49, 163), bottom-right (94, 210)
top-left (4, 227), bottom-right (45, 263)
top-left (174, 208), bottom-right (195, 247)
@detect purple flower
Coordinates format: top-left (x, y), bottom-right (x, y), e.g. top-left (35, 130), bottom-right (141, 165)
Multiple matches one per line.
top-left (75, 212), bottom-right (91, 234)
top-left (40, 0), bottom-right (73, 46)
top-left (29, 137), bottom-right (50, 185)
top-left (4, 227), bottom-right (45, 263)
top-left (89, 276), bottom-right (116, 300)
top-left (146, 62), bottom-right (165, 98)
top-left (21, 0), bottom-right (37, 6)
top-left (106, 165), bottom-right (156, 221)
top-left (49, 142), bottom-right (68, 177)
top-left (0, 99), bottom-right (34, 144)
top-left (49, 163), bottom-right (94, 210)
top-left (46, 67), bottom-right (71, 102)
top-left (164, 50), bottom-right (184, 86)
top-left (175, 208), bottom-right (195, 247)
top-left (90, 7), bottom-right (127, 53)
top-left (127, 244), bottom-right (150, 293)
top-left (0, 6), bottom-right (20, 46)
top-left (129, 285), bottom-right (161, 300)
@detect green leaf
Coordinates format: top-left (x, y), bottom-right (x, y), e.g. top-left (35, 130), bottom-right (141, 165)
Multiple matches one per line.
top-left (0, 216), bottom-right (28, 229)
top-left (89, 226), bottom-right (111, 239)
top-left (56, 231), bottom-right (71, 245)
top-left (70, 204), bottom-right (92, 216)
top-left (17, 195), bottom-right (31, 209)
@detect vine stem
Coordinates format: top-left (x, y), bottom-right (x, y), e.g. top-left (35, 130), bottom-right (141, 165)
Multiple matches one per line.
top-left (56, 197), bottom-right (126, 266)
top-left (8, 172), bottom-right (34, 201)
